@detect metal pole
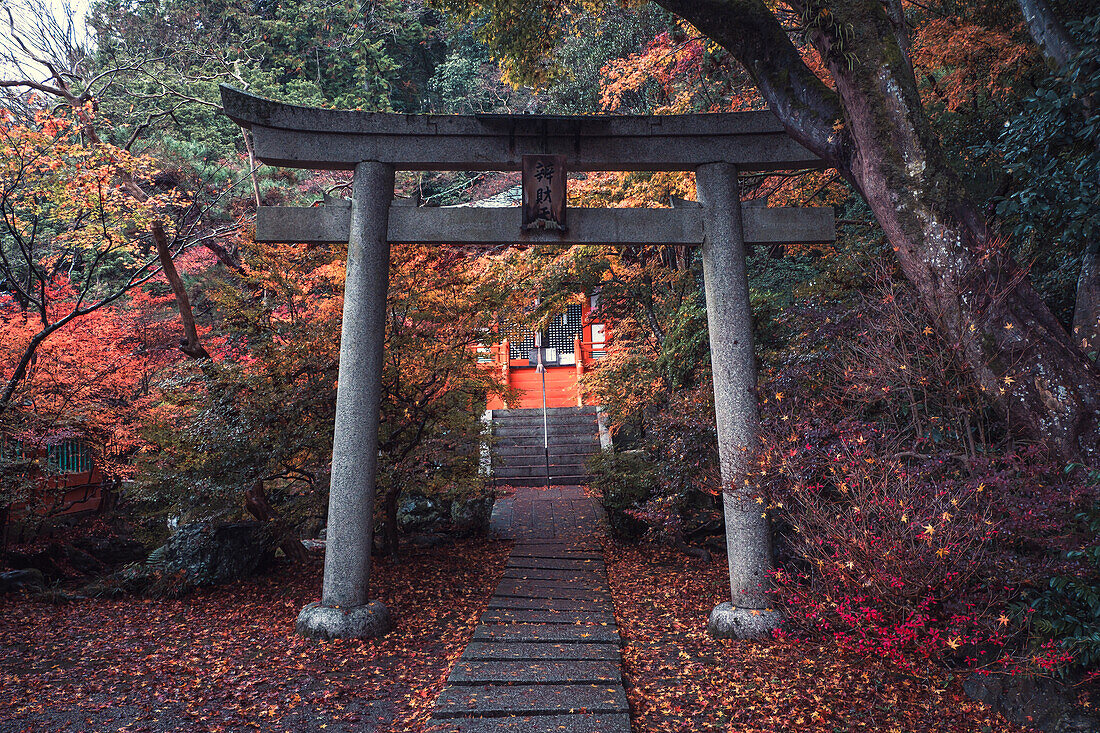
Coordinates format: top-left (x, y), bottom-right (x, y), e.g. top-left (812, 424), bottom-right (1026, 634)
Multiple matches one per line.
top-left (535, 332), bottom-right (550, 490)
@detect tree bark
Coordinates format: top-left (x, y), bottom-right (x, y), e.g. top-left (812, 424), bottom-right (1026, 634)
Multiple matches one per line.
top-left (1075, 243), bottom-right (1100, 357)
top-left (1015, 0), bottom-right (1078, 68)
top-left (244, 481), bottom-right (309, 563)
top-left (655, 0), bottom-right (1100, 458)
top-left (1013, 0), bottom-right (1099, 360)
top-left (382, 488), bottom-right (400, 556)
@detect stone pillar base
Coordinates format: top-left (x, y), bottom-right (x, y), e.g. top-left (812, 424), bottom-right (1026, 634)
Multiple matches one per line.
top-left (707, 602), bottom-right (782, 640)
top-left (296, 601), bottom-right (392, 640)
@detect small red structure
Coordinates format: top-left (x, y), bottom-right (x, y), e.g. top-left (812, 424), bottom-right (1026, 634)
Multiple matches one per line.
top-left (2, 439), bottom-right (109, 540)
top-left (486, 296), bottom-right (607, 410)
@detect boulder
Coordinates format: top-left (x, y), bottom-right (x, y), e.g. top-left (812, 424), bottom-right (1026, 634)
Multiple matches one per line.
top-left (450, 495), bottom-right (494, 535)
top-left (62, 544), bottom-right (105, 576)
top-left (397, 495), bottom-right (443, 532)
top-left (964, 672), bottom-right (1100, 732)
top-left (156, 521), bottom-right (277, 588)
top-left (0, 568), bottom-right (46, 594)
top-left (5, 544), bottom-right (67, 579)
top-left (72, 535), bottom-right (148, 566)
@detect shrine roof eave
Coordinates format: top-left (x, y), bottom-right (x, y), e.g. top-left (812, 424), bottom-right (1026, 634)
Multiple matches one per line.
top-left (219, 86), bottom-right (826, 173)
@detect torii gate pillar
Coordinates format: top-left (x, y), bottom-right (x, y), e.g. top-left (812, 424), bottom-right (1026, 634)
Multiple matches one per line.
top-left (296, 161), bottom-right (395, 640)
top-left (697, 162), bottom-right (781, 638)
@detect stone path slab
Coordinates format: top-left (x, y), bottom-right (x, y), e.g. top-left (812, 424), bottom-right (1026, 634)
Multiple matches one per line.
top-left (472, 624), bottom-right (619, 644)
top-left (448, 661), bottom-right (622, 685)
top-left (429, 486), bottom-right (629, 733)
top-left (462, 642), bottom-right (621, 661)
top-left (433, 684), bottom-right (628, 717)
top-left (480, 609), bottom-right (616, 625)
top-left (486, 597), bottom-right (609, 612)
top-left (430, 713), bottom-right (632, 733)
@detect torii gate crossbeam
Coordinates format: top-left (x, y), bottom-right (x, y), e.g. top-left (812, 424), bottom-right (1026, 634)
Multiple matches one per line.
top-left (220, 85), bottom-right (834, 642)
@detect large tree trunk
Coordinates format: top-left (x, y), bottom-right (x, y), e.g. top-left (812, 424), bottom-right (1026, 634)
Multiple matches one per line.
top-left (1076, 244), bottom-right (1100, 357)
top-left (382, 488), bottom-right (400, 556)
top-left (656, 0), bottom-right (1100, 458)
top-left (1016, 0), bottom-right (1078, 68)
top-left (1013, 0), bottom-right (1099, 360)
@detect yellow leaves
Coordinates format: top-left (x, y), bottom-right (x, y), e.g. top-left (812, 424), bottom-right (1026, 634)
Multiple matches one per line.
top-left (922, 524), bottom-right (936, 536)
top-left (946, 637), bottom-right (961, 650)
top-left (900, 513), bottom-right (908, 523)
top-left (935, 547), bottom-right (950, 558)
top-left (998, 614), bottom-right (1010, 627)
top-left (1004, 322), bottom-right (1014, 330)
top-left (922, 326), bottom-right (934, 335)
top-left (1003, 375), bottom-right (1015, 385)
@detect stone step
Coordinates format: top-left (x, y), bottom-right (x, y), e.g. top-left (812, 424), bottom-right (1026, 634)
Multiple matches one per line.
top-left (480, 609), bottom-right (616, 625)
top-left (493, 431), bottom-right (599, 446)
top-left (506, 558), bottom-right (606, 572)
top-left (427, 713), bottom-right (631, 733)
top-left (493, 423), bottom-right (597, 437)
top-left (493, 465), bottom-right (591, 479)
top-left (487, 598), bottom-right (611, 613)
top-left (448, 661), bottom-right (622, 686)
top-left (432, 684), bottom-right (629, 718)
top-left (492, 456), bottom-right (596, 470)
top-left (491, 407), bottom-right (598, 419)
top-left (493, 586), bottom-right (611, 603)
top-left (511, 544), bottom-right (602, 559)
top-left (492, 444), bottom-right (601, 459)
top-left (490, 473), bottom-right (594, 484)
top-left (473, 625), bottom-right (619, 644)
top-left (491, 415), bottom-right (600, 430)
top-left (462, 642), bottom-right (620, 661)
top-left (501, 568), bottom-right (606, 583)
top-left (496, 576), bottom-right (607, 590)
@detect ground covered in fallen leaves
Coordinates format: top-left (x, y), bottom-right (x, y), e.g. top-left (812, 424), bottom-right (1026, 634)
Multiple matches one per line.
top-left (0, 539), bottom-right (508, 733)
top-left (603, 542), bottom-right (1034, 733)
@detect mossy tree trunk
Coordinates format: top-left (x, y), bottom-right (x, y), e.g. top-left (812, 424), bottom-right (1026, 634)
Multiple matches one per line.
top-left (656, 0), bottom-right (1100, 457)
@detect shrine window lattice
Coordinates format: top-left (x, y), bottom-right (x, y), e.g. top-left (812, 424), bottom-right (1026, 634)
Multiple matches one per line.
top-left (504, 304), bottom-right (583, 360)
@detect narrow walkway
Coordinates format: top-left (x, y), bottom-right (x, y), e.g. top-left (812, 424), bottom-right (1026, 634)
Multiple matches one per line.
top-left (429, 486), bottom-right (630, 733)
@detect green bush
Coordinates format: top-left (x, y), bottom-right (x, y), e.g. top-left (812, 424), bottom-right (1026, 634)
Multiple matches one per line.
top-left (587, 450), bottom-right (656, 540)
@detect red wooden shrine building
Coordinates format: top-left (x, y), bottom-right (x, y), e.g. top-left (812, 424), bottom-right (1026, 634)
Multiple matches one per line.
top-left (484, 296), bottom-right (607, 410)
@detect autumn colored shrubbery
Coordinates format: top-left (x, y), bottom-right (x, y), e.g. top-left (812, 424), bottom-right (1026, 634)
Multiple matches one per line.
top-left (756, 267), bottom-right (1097, 674)
top-left (585, 245), bottom-right (1099, 675)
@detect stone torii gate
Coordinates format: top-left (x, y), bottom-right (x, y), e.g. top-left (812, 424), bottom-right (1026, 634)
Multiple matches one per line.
top-left (220, 86), bottom-right (834, 641)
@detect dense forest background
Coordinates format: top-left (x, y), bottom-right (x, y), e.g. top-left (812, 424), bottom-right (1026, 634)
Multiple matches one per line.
top-left (2, 0), bottom-right (1100, 689)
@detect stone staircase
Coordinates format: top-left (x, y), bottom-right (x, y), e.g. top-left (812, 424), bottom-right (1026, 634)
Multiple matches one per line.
top-left (489, 406), bottom-right (601, 488)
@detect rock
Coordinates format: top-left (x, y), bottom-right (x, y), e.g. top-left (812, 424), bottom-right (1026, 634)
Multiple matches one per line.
top-left (62, 544), bottom-right (105, 576)
top-left (397, 495), bottom-right (441, 531)
top-left (963, 672), bottom-right (1100, 732)
top-left (409, 532), bottom-right (449, 548)
top-left (5, 544), bottom-right (67, 579)
top-left (156, 521), bottom-right (277, 588)
top-left (72, 535), bottom-right (147, 566)
top-left (0, 569), bottom-right (46, 593)
top-left (450, 495), bottom-right (494, 535)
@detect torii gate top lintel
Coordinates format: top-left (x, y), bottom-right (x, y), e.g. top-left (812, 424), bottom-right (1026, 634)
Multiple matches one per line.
top-left (219, 85), bottom-right (823, 172)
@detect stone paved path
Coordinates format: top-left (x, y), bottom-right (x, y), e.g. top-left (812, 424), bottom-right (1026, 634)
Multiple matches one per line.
top-left (428, 486), bottom-right (630, 733)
